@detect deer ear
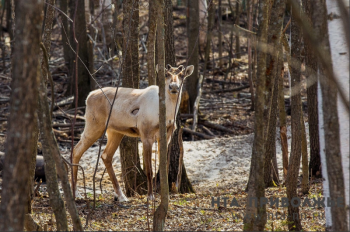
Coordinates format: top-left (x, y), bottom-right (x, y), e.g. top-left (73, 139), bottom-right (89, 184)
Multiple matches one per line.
top-left (166, 64), bottom-right (172, 70)
top-left (185, 65), bottom-right (194, 77)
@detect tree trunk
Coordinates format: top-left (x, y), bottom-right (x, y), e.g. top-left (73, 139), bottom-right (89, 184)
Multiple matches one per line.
top-left (24, 84), bottom-right (41, 232)
top-left (218, 0), bottom-right (223, 66)
top-left (303, 0), bottom-right (321, 178)
top-left (247, 0), bottom-right (255, 110)
top-left (120, 0), bottom-right (147, 197)
top-left (285, 2), bottom-right (303, 230)
top-left (39, 1), bottom-right (70, 230)
top-left (312, 0), bottom-right (348, 230)
top-left (39, 45), bottom-right (69, 230)
top-left (0, 1), bottom-right (42, 230)
top-left (38, 49), bottom-right (83, 232)
top-left (164, 0), bottom-right (194, 194)
top-left (147, 0), bottom-right (157, 85)
top-left (278, 43), bottom-right (288, 180)
top-left (243, 0), bottom-right (271, 230)
top-left (68, 0), bottom-right (91, 107)
top-left (153, 0), bottom-right (168, 230)
top-left (235, 0), bottom-right (241, 59)
top-left (263, 0), bottom-right (285, 188)
top-left (187, 0), bottom-right (199, 113)
top-left (60, 0), bottom-right (70, 71)
top-left (300, 110), bottom-right (309, 194)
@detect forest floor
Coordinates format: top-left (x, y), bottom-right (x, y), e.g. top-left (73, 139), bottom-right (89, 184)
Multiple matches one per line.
top-left (0, 2), bottom-right (326, 231)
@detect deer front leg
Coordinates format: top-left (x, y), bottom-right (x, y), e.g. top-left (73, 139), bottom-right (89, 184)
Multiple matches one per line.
top-left (72, 129), bottom-right (103, 198)
top-left (101, 131), bottom-right (128, 202)
top-left (142, 140), bottom-right (154, 200)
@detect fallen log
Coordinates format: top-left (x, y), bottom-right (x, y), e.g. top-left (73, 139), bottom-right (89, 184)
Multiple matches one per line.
top-left (199, 121), bottom-right (236, 134)
top-left (53, 111), bottom-right (85, 121)
top-left (52, 122), bottom-right (85, 128)
top-left (202, 84), bottom-right (250, 94)
top-left (53, 96), bottom-right (74, 110)
top-left (201, 125), bottom-right (216, 137)
top-left (205, 79), bottom-right (249, 86)
top-left (182, 128), bottom-right (214, 139)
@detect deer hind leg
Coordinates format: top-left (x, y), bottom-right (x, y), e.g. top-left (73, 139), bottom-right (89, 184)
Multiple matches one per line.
top-left (142, 138), bottom-right (155, 200)
top-left (72, 124), bottom-right (104, 198)
top-left (101, 130), bottom-right (128, 202)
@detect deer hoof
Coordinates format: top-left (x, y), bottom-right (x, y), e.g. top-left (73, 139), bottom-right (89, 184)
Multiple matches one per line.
top-left (113, 192), bottom-right (129, 202)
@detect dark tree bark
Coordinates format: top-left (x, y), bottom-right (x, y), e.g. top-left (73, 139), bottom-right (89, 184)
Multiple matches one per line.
top-left (0, 1), bottom-right (42, 230)
top-left (235, 0), bottom-right (241, 59)
top-left (24, 119), bottom-right (40, 231)
top-left (186, 0), bottom-right (199, 113)
top-left (218, 0), bottom-right (223, 66)
top-left (263, 0), bottom-right (285, 188)
top-left (68, 0), bottom-right (91, 106)
top-left (244, 0), bottom-right (271, 230)
top-left (312, 0), bottom-right (348, 230)
top-left (164, 0), bottom-right (194, 194)
top-left (286, 1), bottom-right (303, 230)
top-left (153, 0), bottom-right (168, 229)
top-left (303, 0), bottom-right (321, 178)
top-left (39, 1), bottom-right (69, 230)
top-left (60, 0), bottom-right (70, 69)
top-left (120, 0), bottom-right (147, 197)
top-left (38, 49), bottom-right (83, 231)
top-left (40, 46), bottom-right (69, 231)
top-left (147, 0), bottom-right (157, 85)
top-left (278, 44), bottom-right (289, 180)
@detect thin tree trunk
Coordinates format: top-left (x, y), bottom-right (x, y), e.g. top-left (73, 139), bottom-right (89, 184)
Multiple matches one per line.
top-left (0, 1), bottom-right (42, 230)
top-left (278, 43), bottom-right (288, 181)
top-left (38, 47), bottom-right (83, 231)
top-left (40, 1), bottom-right (70, 226)
top-left (147, 0), bottom-right (157, 85)
top-left (235, 0), bottom-right (241, 59)
top-left (120, 0), bottom-right (147, 197)
top-left (243, 0), bottom-right (271, 230)
top-left (60, 0), bottom-right (70, 72)
top-left (39, 44), bottom-right (69, 231)
top-left (247, 0), bottom-right (255, 110)
top-left (303, 0), bottom-right (321, 178)
top-left (164, 0), bottom-right (194, 194)
top-left (286, 1), bottom-right (303, 230)
top-left (300, 110), bottom-right (309, 194)
top-left (187, 0), bottom-right (199, 113)
top-left (69, 0), bottom-right (91, 107)
top-left (153, 0), bottom-right (168, 229)
top-left (24, 118), bottom-right (41, 232)
top-left (218, 0), bottom-right (223, 66)
top-left (312, 0), bottom-right (348, 230)
top-left (263, 0), bottom-right (285, 188)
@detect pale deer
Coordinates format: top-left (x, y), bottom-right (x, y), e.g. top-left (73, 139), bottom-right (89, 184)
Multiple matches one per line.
top-left (72, 64), bottom-right (194, 201)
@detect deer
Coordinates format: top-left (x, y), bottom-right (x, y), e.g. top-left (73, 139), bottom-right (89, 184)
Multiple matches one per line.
top-left (71, 64), bottom-right (194, 202)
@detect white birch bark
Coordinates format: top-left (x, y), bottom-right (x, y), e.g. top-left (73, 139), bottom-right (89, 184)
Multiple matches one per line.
top-left (325, 0), bottom-right (350, 229)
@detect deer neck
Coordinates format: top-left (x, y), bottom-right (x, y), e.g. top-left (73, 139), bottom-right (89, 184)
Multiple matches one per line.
top-left (165, 89), bottom-right (182, 125)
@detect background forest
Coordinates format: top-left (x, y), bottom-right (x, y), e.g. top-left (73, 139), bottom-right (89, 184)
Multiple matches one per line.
top-left (0, 0), bottom-right (349, 231)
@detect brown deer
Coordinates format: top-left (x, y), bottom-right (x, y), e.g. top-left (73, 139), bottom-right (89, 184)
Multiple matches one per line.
top-left (72, 64), bottom-right (194, 201)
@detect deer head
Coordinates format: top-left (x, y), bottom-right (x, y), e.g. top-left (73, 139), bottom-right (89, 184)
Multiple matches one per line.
top-left (164, 64), bottom-right (194, 95)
